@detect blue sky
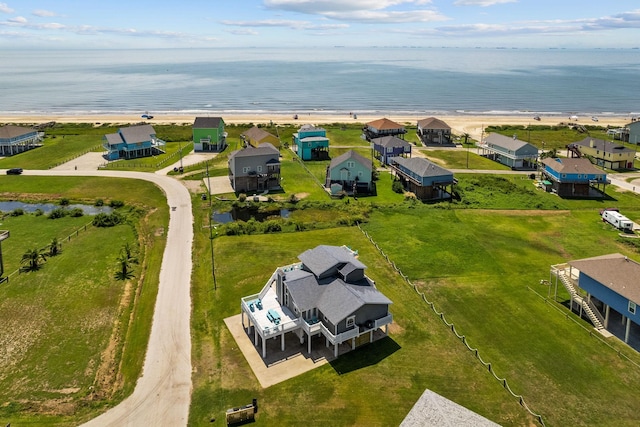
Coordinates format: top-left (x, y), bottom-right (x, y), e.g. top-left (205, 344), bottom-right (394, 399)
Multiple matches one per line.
top-left (1, 1), bottom-right (639, 49)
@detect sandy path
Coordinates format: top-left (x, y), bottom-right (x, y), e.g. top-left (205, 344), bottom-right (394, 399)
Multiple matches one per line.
top-left (24, 169), bottom-right (193, 427)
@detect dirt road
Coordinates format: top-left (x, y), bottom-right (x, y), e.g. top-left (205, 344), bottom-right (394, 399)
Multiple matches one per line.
top-left (25, 170), bottom-right (193, 427)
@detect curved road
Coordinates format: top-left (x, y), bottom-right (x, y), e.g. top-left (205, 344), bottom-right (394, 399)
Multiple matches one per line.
top-left (25, 170), bottom-right (193, 427)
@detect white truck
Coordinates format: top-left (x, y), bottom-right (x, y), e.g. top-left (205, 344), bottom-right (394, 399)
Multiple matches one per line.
top-left (601, 209), bottom-right (634, 232)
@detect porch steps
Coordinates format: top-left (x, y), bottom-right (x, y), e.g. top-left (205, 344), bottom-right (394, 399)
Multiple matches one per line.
top-left (558, 271), bottom-right (604, 331)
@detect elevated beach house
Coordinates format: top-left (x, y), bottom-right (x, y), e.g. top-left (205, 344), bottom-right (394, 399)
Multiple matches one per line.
top-left (292, 124), bottom-right (329, 160)
top-left (551, 254), bottom-right (640, 347)
top-left (0, 125), bottom-right (43, 156)
top-left (362, 118), bottom-right (406, 141)
top-left (326, 150), bottom-right (373, 195)
top-left (240, 245), bottom-right (393, 358)
top-left (193, 117), bottom-right (226, 152)
top-left (372, 135), bottom-right (411, 165)
top-left (103, 124), bottom-right (166, 161)
top-left (416, 117), bottom-right (452, 145)
top-left (241, 125), bottom-right (280, 148)
top-left (540, 157), bottom-right (608, 198)
top-left (228, 142), bottom-right (281, 193)
top-left (389, 157), bottom-right (455, 201)
top-left (480, 133), bottom-right (538, 170)
top-left (569, 137), bottom-right (635, 170)
top-left (628, 120), bottom-right (640, 146)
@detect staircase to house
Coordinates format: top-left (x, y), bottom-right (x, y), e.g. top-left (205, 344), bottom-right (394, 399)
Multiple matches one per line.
top-left (558, 270), bottom-right (604, 331)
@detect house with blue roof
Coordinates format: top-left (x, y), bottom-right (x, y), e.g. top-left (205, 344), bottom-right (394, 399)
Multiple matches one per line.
top-left (389, 157), bottom-right (455, 201)
top-left (541, 157), bottom-right (608, 198)
top-left (103, 124), bottom-right (166, 161)
top-left (372, 135), bottom-right (411, 165)
top-left (240, 245), bottom-right (393, 359)
top-left (292, 124), bottom-right (329, 160)
top-left (481, 133), bottom-right (538, 169)
top-left (326, 150), bottom-right (373, 195)
top-left (0, 125), bottom-right (43, 156)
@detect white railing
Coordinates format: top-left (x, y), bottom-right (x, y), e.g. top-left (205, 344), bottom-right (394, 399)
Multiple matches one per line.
top-left (375, 313), bottom-right (393, 329)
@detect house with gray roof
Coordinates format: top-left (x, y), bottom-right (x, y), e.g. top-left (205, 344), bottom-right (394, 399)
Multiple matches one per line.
top-left (417, 117), bottom-right (452, 145)
top-left (372, 135), bottom-right (411, 165)
top-left (326, 150), bottom-right (373, 195)
top-left (481, 133), bottom-right (538, 169)
top-left (552, 254), bottom-right (640, 348)
top-left (570, 137), bottom-right (635, 170)
top-left (241, 125), bottom-right (279, 148)
top-left (240, 245), bottom-right (393, 358)
top-left (103, 124), bottom-right (166, 161)
top-left (0, 125), bottom-right (43, 156)
top-left (389, 157), bottom-right (455, 201)
top-left (228, 142), bottom-right (281, 193)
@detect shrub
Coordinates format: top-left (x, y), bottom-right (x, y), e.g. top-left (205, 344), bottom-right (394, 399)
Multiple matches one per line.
top-left (93, 211), bottom-right (123, 227)
top-left (10, 208), bottom-right (24, 217)
top-left (392, 180), bottom-right (404, 194)
top-left (109, 200), bottom-right (125, 208)
top-left (34, 209), bottom-right (44, 216)
top-left (69, 208), bottom-right (84, 217)
top-left (238, 193), bottom-right (247, 202)
top-left (48, 208), bottom-right (68, 219)
top-left (95, 199), bottom-right (104, 207)
top-left (263, 220), bottom-right (282, 233)
top-left (59, 198), bottom-right (70, 206)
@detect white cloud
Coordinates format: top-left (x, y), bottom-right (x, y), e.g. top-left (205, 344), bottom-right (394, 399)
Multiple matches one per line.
top-left (264, 0), bottom-right (445, 23)
top-left (222, 19), bottom-right (348, 31)
top-left (0, 2), bottom-right (14, 13)
top-left (454, 0), bottom-right (517, 6)
top-left (32, 9), bottom-right (58, 17)
top-left (225, 28), bottom-right (259, 36)
top-left (7, 15), bottom-right (26, 23)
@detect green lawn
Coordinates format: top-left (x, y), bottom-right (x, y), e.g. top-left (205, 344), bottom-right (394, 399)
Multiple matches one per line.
top-left (0, 176), bottom-right (169, 425)
top-left (420, 149), bottom-right (511, 170)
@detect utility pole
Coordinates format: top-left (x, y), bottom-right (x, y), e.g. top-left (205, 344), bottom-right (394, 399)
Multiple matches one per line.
top-left (206, 161), bottom-right (216, 290)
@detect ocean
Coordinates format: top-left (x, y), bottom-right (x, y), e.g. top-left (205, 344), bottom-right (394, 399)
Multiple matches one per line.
top-left (1, 47), bottom-right (639, 118)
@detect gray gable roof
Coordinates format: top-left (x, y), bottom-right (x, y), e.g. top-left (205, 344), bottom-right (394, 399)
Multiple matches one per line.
top-left (242, 126), bottom-right (276, 142)
top-left (193, 117), bottom-right (224, 128)
top-left (285, 269), bottom-right (322, 312)
top-left (569, 253), bottom-right (640, 304)
top-left (541, 157), bottom-right (602, 175)
top-left (484, 133), bottom-right (534, 152)
top-left (573, 137), bottom-right (634, 154)
top-left (229, 142), bottom-right (279, 159)
top-left (0, 125), bottom-right (35, 139)
top-left (119, 124), bottom-right (156, 144)
top-left (318, 278), bottom-right (393, 325)
top-left (417, 117), bottom-right (451, 130)
top-left (329, 150), bottom-right (372, 170)
top-left (298, 245), bottom-right (366, 278)
top-left (392, 156), bottom-right (452, 178)
top-left (373, 135), bottom-right (411, 149)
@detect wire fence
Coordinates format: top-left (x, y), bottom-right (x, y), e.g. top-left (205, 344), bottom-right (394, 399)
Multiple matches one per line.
top-left (356, 222), bottom-right (546, 426)
top-left (1, 219), bottom-right (94, 283)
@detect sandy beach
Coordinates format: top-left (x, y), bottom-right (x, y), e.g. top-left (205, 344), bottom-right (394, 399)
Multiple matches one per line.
top-left (1, 113), bottom-right (633, 140)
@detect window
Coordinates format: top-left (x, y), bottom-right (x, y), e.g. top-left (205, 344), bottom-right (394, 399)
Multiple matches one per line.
top-left (561, 174), bottom-right (566, 178)
top-left (347, 161), bottom-right (355, 168)
top-left (346, 315), bottom-right (355, 328)
top-left (257, 165), bottom-right (262, 172)
top-left (387, 147), bottom-right (393, 153)
top-left (358, 171), bottom-right (363, 177)
top-left (242, 166), bottom-right (250, 173)
top-left (629, 301), bottom-right (636, 315)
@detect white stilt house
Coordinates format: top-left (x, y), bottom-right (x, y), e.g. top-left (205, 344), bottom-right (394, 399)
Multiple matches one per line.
top-left (241, 245), bottom-right (393, 359)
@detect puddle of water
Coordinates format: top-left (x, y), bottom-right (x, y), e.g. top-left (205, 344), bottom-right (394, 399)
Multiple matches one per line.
top-left (0, 201), bottom-right (113, 215)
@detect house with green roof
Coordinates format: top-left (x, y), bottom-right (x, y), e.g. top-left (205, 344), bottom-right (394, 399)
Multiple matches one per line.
top-left (193, 117), bottom-right (226, 152)
top-left (240, 245), bottom-right (393, 359)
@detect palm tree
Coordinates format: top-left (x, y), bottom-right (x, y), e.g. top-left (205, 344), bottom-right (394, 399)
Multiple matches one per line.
top-left (48, 237), bottom-right (61, 257)
top-left (21, 248), bottom-right (47, 272)
top-left (114, 252), bottom-right (134, 280)
top-left (120, 242), bottom-right (139, 265)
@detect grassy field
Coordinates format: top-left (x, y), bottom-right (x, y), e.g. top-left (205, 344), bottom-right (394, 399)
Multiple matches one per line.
top-left (0, 176), bottom-right (169, 425)
top-left (419, 148), bottom-right (512, 170)
top-left (486, 124), bottom-right (620, 151)
top-left (190, 199), bottom-right (640, 426)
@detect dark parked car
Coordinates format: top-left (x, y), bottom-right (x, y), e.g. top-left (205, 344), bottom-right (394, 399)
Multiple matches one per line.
top-left (6, 168), bottom-right (23, 175)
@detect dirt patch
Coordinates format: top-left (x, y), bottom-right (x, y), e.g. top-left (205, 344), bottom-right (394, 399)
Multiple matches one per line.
top-left (295, 192), bottom-right (310, 199)
top-left (387, 321), bottom-right (404, 335)
top-left (181, 179), bottom-right (205, 193)
top-left (154, 227), bottom-right (165, 236)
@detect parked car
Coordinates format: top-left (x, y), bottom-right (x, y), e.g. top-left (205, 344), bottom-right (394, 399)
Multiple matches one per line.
top-left (6, 168), bottom-right (23, 175)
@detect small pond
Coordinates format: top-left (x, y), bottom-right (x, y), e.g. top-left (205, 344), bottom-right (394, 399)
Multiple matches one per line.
top-left (0, 201), bottom-right (114, 215)
top-left (213, 207), bottom-right (291, 224)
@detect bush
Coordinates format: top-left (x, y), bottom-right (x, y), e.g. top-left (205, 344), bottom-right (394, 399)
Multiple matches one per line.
top-left (34, 209), bottom-right (44, 216)
top-left (10, 208), bottom-right (24, 217)
top-left (59, 198), bottom-right (70, 206)
top-left (95, 199), bottom-right (104, 207)
top-left (263, 220), bottom-right (282, 233)
top-left (392, 180), bottom-right (404, 194)
top-left (69, 208), bottom-right (84, 217)
top-left (238, 193), bottom-right (247, 202)
top-left (48, 208), bottom-right (68, 219)
top-left (109, 200), bottom-right (125, 208)
top-left (93, 211), bottom-right (123, 227)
